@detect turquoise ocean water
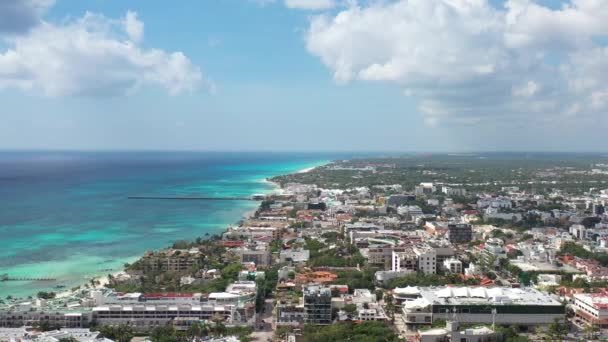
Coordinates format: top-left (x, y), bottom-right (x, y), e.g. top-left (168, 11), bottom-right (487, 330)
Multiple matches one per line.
top-left (0, 151), bottom-right (349, 298)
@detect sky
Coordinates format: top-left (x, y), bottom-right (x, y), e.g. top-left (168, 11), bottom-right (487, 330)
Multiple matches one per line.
top-left (0, 0), bottom-right (607, 152)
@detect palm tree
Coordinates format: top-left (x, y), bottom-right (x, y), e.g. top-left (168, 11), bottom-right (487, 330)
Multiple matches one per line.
top-left (186, 322), bottom-right (210, 340)
top-left (384, 294), bottom-right (395, 322)
top-left (210, 315), bottom-right (227, 337)
top-left (545, 318), bottom-right (567, 341)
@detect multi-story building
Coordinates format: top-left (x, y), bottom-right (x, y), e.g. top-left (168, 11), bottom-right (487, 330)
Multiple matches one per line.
top-left (447, 223), bottom-right (472, 243)
top-left (401, 287), bottom-right (564, 331)
top-left (344, 222), bottom-right (384, 236)
top-left (573, 293), bottom-right (608, 328)
top-left (0, 302), bottom-right (91, 329)
top-left (94, 291), bottom-right (204, 306)
top-left (1, 284), bottom-right (257, 332)
top-left (93, 303), bottom-right (241, 331)
top-left (427, 240), bottom-right (456, 269)
top-left (236, 249), bottom-right (271, 268)
top-left (442, 187), bottom-right (467, 197)
top-left (386, 194), bottom-right (416, 207)
top-left (442, 258), bottom-right (463, 274)
top-left (397, 206), bottom-right (424, 219)
top-left (414, 183), bottom-right (436, 196)
top-left (94, 284), bottom-right (257, 332)
top-left (138, 249), bottom-right (201, 273)
top-left (570, 224), bottom-right (594, 240)
top-left (303, 286), bottom-right (332, 325)
top-left (392, 245), bottom-right (436, 274)
top-left (392, 250), bottom-right (419, 273)
top-left (279, 249), bottom-right (310, 263)
top-left (482, 238), bottom-right (508, 264)
top-left (355, 302), bottom-right (387, 322)
top-left (368, 245), bottom-right (409, 269)
top-left (276, 303), bottom-right (305, 326)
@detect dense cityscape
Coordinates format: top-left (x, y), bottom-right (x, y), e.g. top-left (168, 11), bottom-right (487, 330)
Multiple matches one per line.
top-left (3, 154), bottom-right (608, 341)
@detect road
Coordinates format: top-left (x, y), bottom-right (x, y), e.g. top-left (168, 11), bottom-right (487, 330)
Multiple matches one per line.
top-left (251, 298), bottom-right (274, 342)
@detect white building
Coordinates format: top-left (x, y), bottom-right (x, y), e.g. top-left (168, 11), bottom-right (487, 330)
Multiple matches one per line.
top-left (536, 274), bottom-right (562, 288)
top-left (418, 321), bottom-right (497, 342)
top-left (484, 207), bottom-right (522, 222)
top-left (484, 238), bottom-right (507, 259)
top-left (442, 187), bottom-right (467, 197)
top-left (427, 199), bottom-right (440, 206)
top-left (442, 258), bottom-right (463, 274)
top-left (402, 286), bottom-right (564, 331)
top-left (392, 246), bottom-right (436, 275)
top-left (573, 293), bottom-right (608, 328)
top-left (0, 328), bottom-right (113, 342)
top-left (477, 197), bottom-right (512, 209)
top-left (279, 249), bottom-right (310, 263)
top-left (464, 263), bottom-right (481, 277)
top-left (415, 183), bottom-right (436, 196)
top-left (570, 224), bottom-right (594, 240)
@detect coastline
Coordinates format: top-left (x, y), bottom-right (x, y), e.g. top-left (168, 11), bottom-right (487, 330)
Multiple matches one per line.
top-left (296, 166), bottom-right (316, 173)
top-left (78, 162), bottom-right (330, 298)
top-left (5, 160), bottom-right (331, 300)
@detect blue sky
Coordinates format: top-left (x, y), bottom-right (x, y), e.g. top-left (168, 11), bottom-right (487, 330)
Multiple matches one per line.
top-left (1, 0), bottom-right (608, 152)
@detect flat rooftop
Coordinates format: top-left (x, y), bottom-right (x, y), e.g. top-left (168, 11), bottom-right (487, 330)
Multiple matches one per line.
top-left (417, 286), bottom-right (562, 307)
top-left (575, 293), bottom-right (608, 309)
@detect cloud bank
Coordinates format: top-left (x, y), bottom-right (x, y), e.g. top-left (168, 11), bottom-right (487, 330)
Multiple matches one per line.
top-left (305, 0), bottom-right (608, 127)
top-left (0, 8), bottom-right (205, 97)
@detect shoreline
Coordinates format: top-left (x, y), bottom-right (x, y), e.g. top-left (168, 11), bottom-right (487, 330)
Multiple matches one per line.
top-left (3, 160), bottom-right (331, 300)
top-left (296, 166), bottom-right (316, 173)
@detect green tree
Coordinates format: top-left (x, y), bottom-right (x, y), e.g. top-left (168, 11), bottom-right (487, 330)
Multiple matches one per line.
top-left (98, 324), bottom-right (134, 342)
top-left (343, 304), bottom-right (357, 314)
top-left (58, 338), bottom-right (79, 342)
top-left (545, 318), bottom-right (567, 341)
top-left (384, 294), bottom-right (395, 321)
top-left (36, 291), bottom-right (56, 300)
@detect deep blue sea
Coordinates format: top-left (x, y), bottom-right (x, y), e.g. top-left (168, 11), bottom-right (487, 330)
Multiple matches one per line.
top-left (0, 151), bottom-right (349, 298)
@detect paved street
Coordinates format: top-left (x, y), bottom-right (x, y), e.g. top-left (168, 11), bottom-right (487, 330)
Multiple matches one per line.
top-left (251, 298), bottom-right (274, 342)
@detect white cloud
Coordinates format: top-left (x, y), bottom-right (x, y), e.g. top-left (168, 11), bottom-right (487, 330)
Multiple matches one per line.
top-left (0, 0), bottom-right (53, 34)
top-left (513, 80), bottom-right (540, 97)
top-left (124, 11), bottom-right (144, 43)
top-left (285, 0), bottom-right (336, 10)
top-left (304, 0), bottom-right (608, 126)
top-left (0, 11), bottom-right (206, 97)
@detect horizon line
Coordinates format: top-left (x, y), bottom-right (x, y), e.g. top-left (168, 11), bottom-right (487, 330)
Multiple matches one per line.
top-left (0, 148), bottom-right (607, 154)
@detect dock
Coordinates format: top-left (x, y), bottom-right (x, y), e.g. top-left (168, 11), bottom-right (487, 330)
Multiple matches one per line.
top-left (0, 274), bottom-right (56, 282)
top-left (128, 195), bottom-right (265, 201)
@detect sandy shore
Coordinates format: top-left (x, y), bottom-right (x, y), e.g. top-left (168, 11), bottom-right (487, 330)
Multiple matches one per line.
top-left (55, 271), bottom-right (123, 299)
top-left (297, 166), bottom-right (316, 173)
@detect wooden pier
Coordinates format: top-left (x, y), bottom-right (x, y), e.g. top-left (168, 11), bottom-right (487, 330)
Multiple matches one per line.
top-left (0, 274), bottom-right (56, 282)
top-left (127, 196), bottom-right (264, 201)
